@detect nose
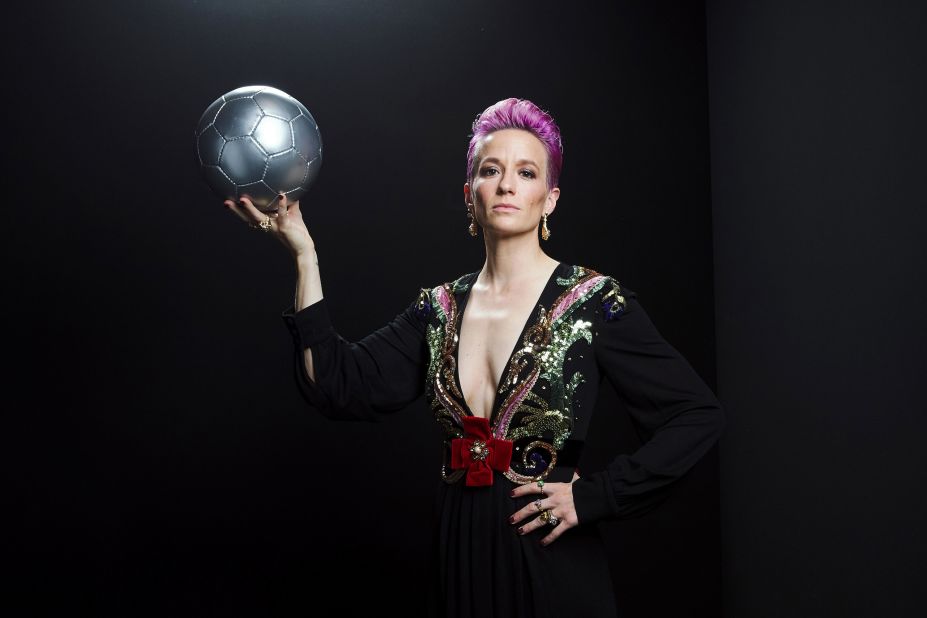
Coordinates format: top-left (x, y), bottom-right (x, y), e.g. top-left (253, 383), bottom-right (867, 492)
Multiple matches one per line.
top-left (497, 168), bottom-right (516, 194)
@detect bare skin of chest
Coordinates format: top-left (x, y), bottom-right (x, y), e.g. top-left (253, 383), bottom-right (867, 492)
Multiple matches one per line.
top-left (457, 284), bottom-right (546, 419)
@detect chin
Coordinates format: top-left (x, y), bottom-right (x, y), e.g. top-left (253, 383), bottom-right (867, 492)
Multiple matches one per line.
top-left (484, 225), bottom-right (535, 239)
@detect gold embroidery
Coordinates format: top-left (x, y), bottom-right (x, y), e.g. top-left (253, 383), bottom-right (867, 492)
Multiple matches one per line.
top-left (426, 265), bottom-right (623, 485)
top-left (499, 267), bottom-right (606, 451)
top-left (503, 440), bottom-right (559, 484)
top-left (424, 324), bottom-right (443, 387)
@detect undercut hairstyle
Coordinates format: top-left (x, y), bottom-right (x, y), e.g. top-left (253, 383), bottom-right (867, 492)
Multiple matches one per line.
top-left (466, 98), bottom-right (563, 191)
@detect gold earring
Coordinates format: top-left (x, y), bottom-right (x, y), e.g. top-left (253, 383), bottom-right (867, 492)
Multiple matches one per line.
top-left (541, 212), bottom-right (551, 241)
top-left (467, 207), bottom-right (478, 237)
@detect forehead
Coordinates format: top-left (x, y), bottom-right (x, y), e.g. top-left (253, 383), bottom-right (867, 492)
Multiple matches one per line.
top-left (475, 128), bottom-right (547, 163)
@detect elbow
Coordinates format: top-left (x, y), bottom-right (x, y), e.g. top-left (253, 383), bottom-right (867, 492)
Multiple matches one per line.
top-left (686, 396), bottom-right (726, 446)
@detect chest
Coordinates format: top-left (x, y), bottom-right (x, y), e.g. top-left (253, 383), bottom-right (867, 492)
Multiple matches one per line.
top-left (456, 290), bottom-right (544, 420)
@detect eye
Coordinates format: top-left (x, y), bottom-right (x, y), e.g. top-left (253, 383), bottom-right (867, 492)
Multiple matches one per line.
top-left (519, 169), bottom-right (536, 179)
top-left (480, 167), bottom-right (499, 177)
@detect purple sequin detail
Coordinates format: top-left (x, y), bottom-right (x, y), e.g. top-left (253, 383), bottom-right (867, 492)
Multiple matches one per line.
top-left (413, 290), bottom-right (433, 320)
top-left (603, 299), bottom-right (625, 321)
top-left (527, 451), bottom-right (550, 471)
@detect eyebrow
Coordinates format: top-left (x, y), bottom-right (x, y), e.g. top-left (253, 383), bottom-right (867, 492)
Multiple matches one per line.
top-left (479, 157), bottom-right (540, 167)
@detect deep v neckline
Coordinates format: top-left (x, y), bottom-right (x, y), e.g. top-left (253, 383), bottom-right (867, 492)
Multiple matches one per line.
top-left (452, 261), bottom-right (564, 425)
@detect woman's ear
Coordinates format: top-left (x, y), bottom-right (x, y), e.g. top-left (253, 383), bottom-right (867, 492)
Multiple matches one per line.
top-left (463, 182), bottom-right (473, 206)
top-left (545, 187), bottom-right (561, 215)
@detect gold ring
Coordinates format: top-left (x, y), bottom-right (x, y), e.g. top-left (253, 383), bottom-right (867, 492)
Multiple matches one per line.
top-left (259, 218), bottom-right (272, 231)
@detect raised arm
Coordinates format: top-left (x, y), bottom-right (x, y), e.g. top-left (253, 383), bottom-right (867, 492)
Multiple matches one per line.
top-left (281, 286), bottom-right (429, 421)
top-left (293, 248), bottom-right (325, 381)
top-left (225, 193), bottom-right (325, 378)
top-left (225, 194), bottom-right (428, 422)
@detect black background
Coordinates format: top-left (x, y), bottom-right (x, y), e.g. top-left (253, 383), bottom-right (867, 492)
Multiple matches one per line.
top-left (709, 1), bottom-right (926, 616)
top-left (5, 1), bottom-right (924, 617)
top-left (7, 1), bottom-right (718, 615)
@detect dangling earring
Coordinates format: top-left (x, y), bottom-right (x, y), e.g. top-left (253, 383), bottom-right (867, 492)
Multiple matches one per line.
top-left (541, 212), bottom-right (551, 241)
top-left (467, 205), bottom-right (478, 237)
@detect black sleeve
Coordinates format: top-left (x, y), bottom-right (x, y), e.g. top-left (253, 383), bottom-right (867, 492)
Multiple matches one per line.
top-left (571, 284), bottom-right (725, 523)
top-left (280, 292), bottom-right (429, 422)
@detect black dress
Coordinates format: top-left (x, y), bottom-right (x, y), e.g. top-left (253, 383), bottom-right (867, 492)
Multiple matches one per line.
top-left (281, 262), bottom-right (725, 618)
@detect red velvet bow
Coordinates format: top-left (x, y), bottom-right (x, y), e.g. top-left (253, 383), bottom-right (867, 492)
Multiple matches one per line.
top-left (450, 416), bottom-right (513, 486)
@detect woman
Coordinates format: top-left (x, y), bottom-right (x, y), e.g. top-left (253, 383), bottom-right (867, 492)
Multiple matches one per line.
top-left (224, 98), bottom-right (725, 617)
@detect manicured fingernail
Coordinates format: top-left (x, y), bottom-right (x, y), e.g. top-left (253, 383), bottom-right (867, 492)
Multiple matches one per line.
top-left (508, 516), bottom-right (515, 524)
top-left (540, 540), bottom-right (548, 547)
top-left (510, 490), bottom-right (515, 497)
top-left (517, 527), bottom-right (524, 534)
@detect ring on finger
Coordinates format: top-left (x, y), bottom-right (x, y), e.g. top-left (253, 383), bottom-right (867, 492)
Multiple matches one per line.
top-left (259, 218), bottom-right (272, 231)
top-left (533, 498), bottom-right (543, 511)
top-left (539, 510), bottom-right (560, 527)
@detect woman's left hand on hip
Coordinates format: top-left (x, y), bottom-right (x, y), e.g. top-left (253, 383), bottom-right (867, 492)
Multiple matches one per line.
top-left (509, 471), bottom-right (581, 546)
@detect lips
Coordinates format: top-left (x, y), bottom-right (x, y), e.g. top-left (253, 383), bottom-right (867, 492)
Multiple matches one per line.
top-left (492, 204), bottom-right (519, 211)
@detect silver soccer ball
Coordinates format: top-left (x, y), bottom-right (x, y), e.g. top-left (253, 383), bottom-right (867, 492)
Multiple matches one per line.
top-left (194, 85), bottom-right (322, 212)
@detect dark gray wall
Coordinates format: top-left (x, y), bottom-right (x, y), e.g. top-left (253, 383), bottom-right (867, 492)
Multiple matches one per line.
top-left (707, 2), bottom-right (926, 616)
top-left (6, 1), bottom-right (721, 616)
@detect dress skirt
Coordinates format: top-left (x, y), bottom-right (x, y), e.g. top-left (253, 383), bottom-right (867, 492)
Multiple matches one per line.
top-left (426, 467), bottom-right (619, 618)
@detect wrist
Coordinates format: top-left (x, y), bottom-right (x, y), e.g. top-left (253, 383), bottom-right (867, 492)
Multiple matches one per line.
top-left (294, 248), bottom-right (318, 267)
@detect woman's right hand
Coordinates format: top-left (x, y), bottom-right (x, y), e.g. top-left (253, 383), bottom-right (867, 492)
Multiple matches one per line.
top-left (223, 194), bottom-right (315, 258)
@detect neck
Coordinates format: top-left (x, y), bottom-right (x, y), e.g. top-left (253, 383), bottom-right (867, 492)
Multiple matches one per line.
top-left (478, 232), bottom-right (558, 291)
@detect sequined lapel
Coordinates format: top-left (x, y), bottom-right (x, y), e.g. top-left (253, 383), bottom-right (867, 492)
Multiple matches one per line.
top-left (493, 265), bottom-right (609, 442)
top-left (428, 263), bottom-right (611, 443)
top-left (450, 263), bottom-right (567, 437)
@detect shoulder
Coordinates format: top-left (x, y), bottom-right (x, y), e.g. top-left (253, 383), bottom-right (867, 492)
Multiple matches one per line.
top-left (555, 263), bottom-right (637, 322)
top-left (411, 269), bottom-right (479, 322)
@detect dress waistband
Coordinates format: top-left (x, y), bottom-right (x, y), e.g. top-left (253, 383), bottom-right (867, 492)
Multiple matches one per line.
top-left (441, 438), bottom-right (584, 486)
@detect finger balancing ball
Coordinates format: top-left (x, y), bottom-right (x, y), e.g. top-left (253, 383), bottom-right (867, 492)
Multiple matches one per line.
top-left (194, 85), bottom-right (322, 212)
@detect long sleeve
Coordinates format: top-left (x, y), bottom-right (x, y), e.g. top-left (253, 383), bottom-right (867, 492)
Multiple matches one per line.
top-left (280, 291), bottom-right (429, 422)
top-left (571, 285), bottom-right (725, 524)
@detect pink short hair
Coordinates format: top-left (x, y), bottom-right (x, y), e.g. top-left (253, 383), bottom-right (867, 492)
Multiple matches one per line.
top-left (466, 98), bottom-right (563, 192)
